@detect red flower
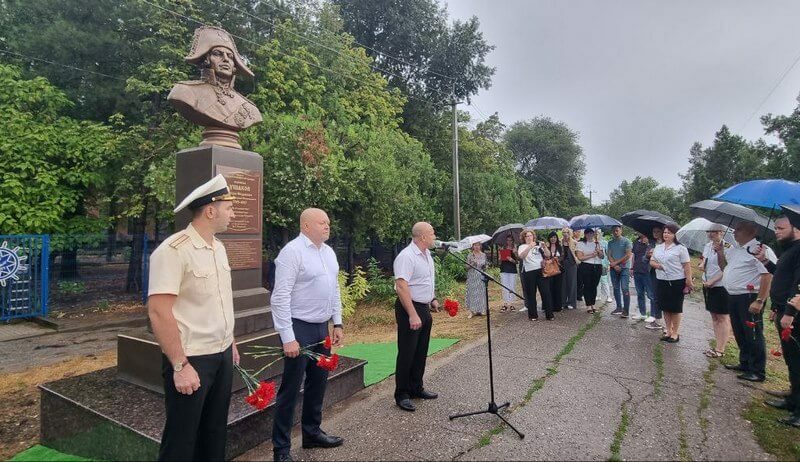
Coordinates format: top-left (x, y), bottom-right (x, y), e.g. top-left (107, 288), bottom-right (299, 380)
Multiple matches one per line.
top-left (745, 320), bottom-right (757, 328)
top-left (245, 380), bottom-right (276, 410)
top-left (324, 335), bottom-right (332, 350)
top-left (781, 327), bottom-right (793, 342)
top-left (771, 349), bottom-right (783, 357)
top-left (444, 298), bottom-right (460, 317)
top-left (316, 353), bottom-right (340, 372)
top-left (746, 284), bottom-right (755, 292)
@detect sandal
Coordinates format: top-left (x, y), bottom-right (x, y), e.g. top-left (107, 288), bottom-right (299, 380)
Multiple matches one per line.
top-left (704, 349), bottom-right (724, 358)
top-left (500, 305), bottom-right (508, 312)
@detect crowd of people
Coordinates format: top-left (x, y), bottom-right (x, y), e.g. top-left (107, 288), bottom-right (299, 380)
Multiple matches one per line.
top-left (459, 214), bottom-right (800, 429)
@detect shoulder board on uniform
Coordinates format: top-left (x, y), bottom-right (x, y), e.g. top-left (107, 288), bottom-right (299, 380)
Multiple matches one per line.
top-left (723, 242), bottom-right (732, 248)
top-left (168, 234), bottom-right (191, 248)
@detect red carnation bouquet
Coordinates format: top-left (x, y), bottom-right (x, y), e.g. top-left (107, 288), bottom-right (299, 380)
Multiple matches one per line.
top-left (235, 364), bottom-right (276, 410)
top-left (246, 335), bottom-right (340, 374)
top-left (443, 298), bottom-right (459, 317)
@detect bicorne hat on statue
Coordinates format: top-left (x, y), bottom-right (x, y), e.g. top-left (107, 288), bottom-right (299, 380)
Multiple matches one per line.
top-left (174, 174), bottom-right (236, 213)
top-left (184, 26), bottom-right (254, 78)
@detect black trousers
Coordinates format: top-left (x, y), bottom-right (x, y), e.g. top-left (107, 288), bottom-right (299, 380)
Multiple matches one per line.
top-left (159, 346), bottom-right (233, 462)
top-left (394, 299), bottom-right (433, 402)
top-left (549, 272), bottom-right (564, 309)
top-left (728, 293), bottom-right (766, 377)
top-left (272, 319), bottom-right (331, 455)
top-left (521, 269), bottom-right (552, 319)
top-left (775, 310), bottom-right (800, 413)
top-left (576, 263), bottom-right (585, 301)
top-left (578, 263), bottom-right (603, 306)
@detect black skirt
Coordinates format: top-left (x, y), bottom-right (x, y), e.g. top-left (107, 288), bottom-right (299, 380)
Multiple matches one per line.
top-left (703, 286), bottom-right (729, 314)
top-left (657, 278), bottom-right (686, 314)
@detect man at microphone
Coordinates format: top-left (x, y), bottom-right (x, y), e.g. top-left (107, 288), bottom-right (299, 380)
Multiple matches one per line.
top-left (393, 222), bottom-right (440, 412)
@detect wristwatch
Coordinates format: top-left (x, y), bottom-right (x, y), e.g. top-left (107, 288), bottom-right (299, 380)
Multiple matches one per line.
top-left (173, 358), bottom-right (189, 372)
top-left (333, 324), bottom-right (343, 329)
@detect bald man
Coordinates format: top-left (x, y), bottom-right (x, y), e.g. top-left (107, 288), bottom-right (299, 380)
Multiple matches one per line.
top-left (393, 222), bottom-right (440, 412)
top-left (270, 208), bottom-right (345, 461)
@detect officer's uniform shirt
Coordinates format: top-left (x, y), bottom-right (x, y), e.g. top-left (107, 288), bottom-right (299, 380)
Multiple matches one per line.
top-left (270, 233), bottom-right (343, 344)
top-left (722, 238), bottom-right (777, 296)
top-left (394, 242), bottom-right (436, 304)
top-left (148, 223), bottom-right (234, 356)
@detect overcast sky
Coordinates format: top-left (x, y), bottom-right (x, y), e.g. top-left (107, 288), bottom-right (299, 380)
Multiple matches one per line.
top-left (445, 0), bottom-right (800, 203)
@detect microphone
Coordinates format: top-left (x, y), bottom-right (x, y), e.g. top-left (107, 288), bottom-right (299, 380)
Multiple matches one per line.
top-left (433, 240), bottom-right (461, 250)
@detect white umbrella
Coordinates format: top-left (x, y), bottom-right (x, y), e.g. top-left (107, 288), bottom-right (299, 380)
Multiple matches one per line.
top-left (455, 234), bottom-right (492, 252)
top-left (676, 218), bottom-right (736, 253)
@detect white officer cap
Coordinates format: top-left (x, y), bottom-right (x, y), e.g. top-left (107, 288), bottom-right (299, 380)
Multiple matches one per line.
top-left (174, 174), bottom-right (236, 213)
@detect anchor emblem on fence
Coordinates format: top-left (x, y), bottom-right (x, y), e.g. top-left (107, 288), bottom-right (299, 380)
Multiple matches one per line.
top-left (0, 241), bottom-right (29, 287)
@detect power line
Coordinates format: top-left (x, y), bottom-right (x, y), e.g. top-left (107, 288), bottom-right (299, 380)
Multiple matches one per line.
top-left (0, 49), bottom-right (128, 82)
top-left (257, 0), bottom-right (455, 81)
top-left (738, 48), bottom-right (800, 133)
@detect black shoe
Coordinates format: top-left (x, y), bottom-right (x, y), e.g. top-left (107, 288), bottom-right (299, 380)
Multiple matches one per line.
top-left (274, 453), bottom-right (293, 462)
top-left (411, 389), bottom-right (438, 399)
top-left (302, 431), bottom-right (344, 449)
top-left (660, 335), bottom-right (671, 342)
top-left (766, 389), bottom-right (792, 398)
top-left (665, 335), bottom-right (680, 343)
top-left (552, 307), bottom-right (563, 312)
top-left (778, 414), bottom-right (800, 427)
top-left (724, 364), bottom-right (744, 371)
top-left (737, 373), bottom-right (765, 382)
top-left (397, 398), bottom-right (416, 412)
top-left (546, 316), bottom-right (555, 321)
top-left (765, 398), bottom-right (793, 410)
top-left (611, 309), bottom-right (623, 315)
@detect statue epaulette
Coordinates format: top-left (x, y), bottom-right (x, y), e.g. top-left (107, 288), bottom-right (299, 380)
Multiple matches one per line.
top-left (168, 234), bottom-right (191, 248)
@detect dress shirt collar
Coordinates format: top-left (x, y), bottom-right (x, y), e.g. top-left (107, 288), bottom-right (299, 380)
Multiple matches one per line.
top-left (299, 232), bottom-right (320, 249)
top-left (410, 241), bottom-right (429, 257)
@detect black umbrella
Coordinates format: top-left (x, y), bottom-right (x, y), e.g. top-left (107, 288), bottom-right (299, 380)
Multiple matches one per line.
top-left (629, 215), bottom-right (672, 238)
top-left (620, 209), bottom-right (674, 228)
top-left (491, 223), bottom-right (524, 245)
top-left (689, 199), bottom-right (775, 239)
top-left (781, 204), bottom-right (800, 229)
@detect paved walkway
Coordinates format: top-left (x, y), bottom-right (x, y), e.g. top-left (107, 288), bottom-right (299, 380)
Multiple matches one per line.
top-left (240, 295), bottom-right (773, 461)
top-left (0, 321), bottom-right (52, 342)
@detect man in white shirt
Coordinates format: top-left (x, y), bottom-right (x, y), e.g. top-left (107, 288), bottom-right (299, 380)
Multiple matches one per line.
top-left (271, 208), bottom-right (345, 461)
top-left (717, 221), bottom-right (776, 382)
top-left (393, 222), bottom-right (440, 412)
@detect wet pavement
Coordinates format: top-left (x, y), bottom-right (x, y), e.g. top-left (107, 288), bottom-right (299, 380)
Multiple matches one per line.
top-left (239, 294), bottom-right (773, 461)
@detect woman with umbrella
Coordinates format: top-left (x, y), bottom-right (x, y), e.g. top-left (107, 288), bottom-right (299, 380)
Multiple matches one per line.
top-left (576, 228), bottom-right (605, 314)
top-left (699, 224), bottom-right (731, 357)
top-left (498, 234), bottom-right (520, 312)
top-left (465, 241), bottom-right (489, 319)
top-left (650, 223), bottom-right (694, 343)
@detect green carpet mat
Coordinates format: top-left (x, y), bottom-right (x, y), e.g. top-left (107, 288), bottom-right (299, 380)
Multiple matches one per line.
top-left (10, 445), bottom-right (90, 461)
top-left (338, 338), bottom-right (459, 386)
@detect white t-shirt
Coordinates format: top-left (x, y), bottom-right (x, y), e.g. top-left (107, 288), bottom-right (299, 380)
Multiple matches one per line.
top-left (721, 238), bottom-right (777, 296)
top-left (576, 240), bottom-right (602, 265)
top-left (653, 243), bottom-right (690, 281)
top-left (701, 241), bottom-right (725, 288)
top-left (518, 243), bottom-right (544, 272)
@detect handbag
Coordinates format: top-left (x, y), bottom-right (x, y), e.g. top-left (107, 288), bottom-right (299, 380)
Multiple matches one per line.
top-left (540, 248), bottom-right (562, 278)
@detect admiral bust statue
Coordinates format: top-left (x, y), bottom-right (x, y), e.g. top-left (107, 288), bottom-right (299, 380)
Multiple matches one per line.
top-left (168, 26), bottom-right (263, 149)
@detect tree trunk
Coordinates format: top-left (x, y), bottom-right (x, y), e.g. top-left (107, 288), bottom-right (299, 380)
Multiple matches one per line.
top-left (106, 200), bottom-right (117, 262)
top-left (59, 249), bottom-right (79, 280)
top-left (125, 198), bottom-right (148, 293)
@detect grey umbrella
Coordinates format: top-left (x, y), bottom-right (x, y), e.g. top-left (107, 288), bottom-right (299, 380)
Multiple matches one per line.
top-left (491, 223), bottom-right (524, 245)
top-left (524, 216), bottom-right (570, 230)
top-left (620, 209), bottom-right (674, 228)
top-left (689, 199), bottom-right (775, 239)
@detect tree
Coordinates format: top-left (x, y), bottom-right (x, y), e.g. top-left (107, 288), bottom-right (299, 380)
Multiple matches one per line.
top-left (503, 117), bottom-right (589, 218)
top-left (0, 64), bottom-right (116, 276)
top-left (760, 94), bottom-right (800, 181)
top-left (599, 176), bottom-right (687, 224)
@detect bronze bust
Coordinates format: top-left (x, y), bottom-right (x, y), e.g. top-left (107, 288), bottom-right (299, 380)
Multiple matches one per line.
top-left (168, 26), bottom-right (263, 149)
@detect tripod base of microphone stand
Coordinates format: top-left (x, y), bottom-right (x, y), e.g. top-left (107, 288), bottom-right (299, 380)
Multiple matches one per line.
top-left (449, 401), bottom-right (525, 438)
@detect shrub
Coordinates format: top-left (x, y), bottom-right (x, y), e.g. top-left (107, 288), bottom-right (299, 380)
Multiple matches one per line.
top-left (339, 266), bottom-right (369, 319)
top-left (364, 257), bottom-right (396, 301)
top-left (57, 280), bottom-right (85, 296)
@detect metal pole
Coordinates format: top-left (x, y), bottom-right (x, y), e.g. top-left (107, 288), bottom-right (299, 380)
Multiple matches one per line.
top-left (452, 97), bottom-right (461, 241)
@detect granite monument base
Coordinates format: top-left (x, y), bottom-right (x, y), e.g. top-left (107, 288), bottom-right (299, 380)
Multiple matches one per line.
top-left (40, 357), bottom-right (366, 461)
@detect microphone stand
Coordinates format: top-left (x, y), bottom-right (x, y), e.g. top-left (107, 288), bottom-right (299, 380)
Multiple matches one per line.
top-left (439, 246), bottom-right (526, 439)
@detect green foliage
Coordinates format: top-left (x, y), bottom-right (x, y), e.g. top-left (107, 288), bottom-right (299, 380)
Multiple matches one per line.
top-left (338, 266), bottom-right (369, 319)
top-left (57, 280), bottom-right (85, 296)
top-left (433, 252), bottom-right (466, 298)
top-left (0, 64), bottom-right (115, 234)
top-left (364, 257), bottom-right (395, 301)
top-left (504, 117), bottom-right (590, 219)
top-left (598, 176), bottom-right (688, 225)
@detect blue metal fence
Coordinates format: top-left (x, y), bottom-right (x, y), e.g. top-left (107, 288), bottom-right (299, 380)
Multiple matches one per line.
top-left (0, 235), bottom-right (48, 321)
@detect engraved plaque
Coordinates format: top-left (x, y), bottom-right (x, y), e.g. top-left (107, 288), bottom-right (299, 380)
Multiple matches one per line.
top-left (215, 165), bottom-right (262, 234)
top-left (221, 238), bottom-right (261, 270)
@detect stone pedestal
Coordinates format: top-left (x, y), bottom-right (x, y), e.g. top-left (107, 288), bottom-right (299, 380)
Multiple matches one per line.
top-left (118, 144), bottom-right (272, 391)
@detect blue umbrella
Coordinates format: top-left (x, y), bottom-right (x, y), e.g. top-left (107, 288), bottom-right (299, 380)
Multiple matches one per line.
top-left (525, 216), bottom-right (569, 230)
top-left (713, 179), bottom-right (800, 210)
top-left (569, 214), bottom-right (622, 230)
